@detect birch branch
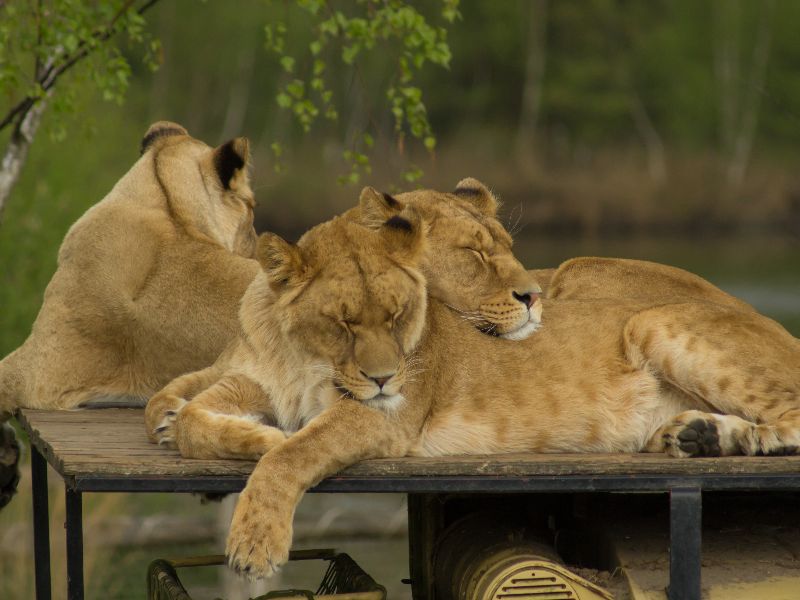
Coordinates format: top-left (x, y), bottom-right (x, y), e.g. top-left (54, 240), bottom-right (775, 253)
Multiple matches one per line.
top-left (0, 0), bottom-right (162, 220)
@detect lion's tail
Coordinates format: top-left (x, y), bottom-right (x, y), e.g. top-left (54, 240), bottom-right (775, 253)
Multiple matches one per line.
top-left (0, 350), bottom-right (23, 420)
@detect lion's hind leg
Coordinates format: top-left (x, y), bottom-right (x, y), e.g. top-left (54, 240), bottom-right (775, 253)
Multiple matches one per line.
top-left (647, 409), bottom-right (800, 457)
top-left (626, 302), bottom-right (800, 456)
top-left (646, 409), bottom-right (758, 457)
top-left (743, 409), bottom-right (800, 456)
top-left (170, 374), bottom-right (285, 461)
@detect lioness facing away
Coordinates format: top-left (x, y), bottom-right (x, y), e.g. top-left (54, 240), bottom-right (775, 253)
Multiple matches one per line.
top-left (149, 189), bottom-right (798, 579)
top-left (0, 122), bottom-right (259, 418)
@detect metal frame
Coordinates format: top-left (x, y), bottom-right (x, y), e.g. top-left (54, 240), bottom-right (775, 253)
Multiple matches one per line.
top-left (30, 444), bottom-right (800, 600)
top-left (65, 472), bottom-right (800, 493)
top-left (31, 446), bottom-right (51, 600)
top-left (668, 487), bottom-right (702, 600)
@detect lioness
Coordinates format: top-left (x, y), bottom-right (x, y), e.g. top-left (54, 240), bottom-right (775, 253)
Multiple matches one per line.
top-left (143, 179), bottom-right (542, 437)
top-left (152, 191), bottom-right (798, 579)
top-left (0, 122), bottom-right (259, 418)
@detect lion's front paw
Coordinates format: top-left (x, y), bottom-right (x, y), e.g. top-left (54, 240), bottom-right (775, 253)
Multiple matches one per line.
top-left (150, 395), bottom-right (188, 448)
top-left (225, 485), bottom-right (293, 580)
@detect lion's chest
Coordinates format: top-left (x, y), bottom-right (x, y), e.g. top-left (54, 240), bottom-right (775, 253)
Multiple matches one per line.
top-left (410, 414), bottom-right (508, 456)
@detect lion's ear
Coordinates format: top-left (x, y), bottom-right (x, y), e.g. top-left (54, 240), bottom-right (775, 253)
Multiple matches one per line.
top-left (358, 187), bottom-right (405, 226)
top-left (453, 177), bottom-right (498, 217)
top-left (140, 121), bottom-right (188, 155)
top-left (379, 207), bottom-right (426, 264)
top-left (256, 233), bottom-right (306, 288)
top-left (213, 137), bottom-right (250, 190)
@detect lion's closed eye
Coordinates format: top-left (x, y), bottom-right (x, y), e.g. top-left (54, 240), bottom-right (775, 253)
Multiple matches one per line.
top-left (391, 308), bottom-right (404, 327)
top-left (459, 244), bottom-right (487, 261)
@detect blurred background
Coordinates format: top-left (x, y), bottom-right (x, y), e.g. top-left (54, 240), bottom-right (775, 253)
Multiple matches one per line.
top-left (1, 1), bottom-right (799, 598)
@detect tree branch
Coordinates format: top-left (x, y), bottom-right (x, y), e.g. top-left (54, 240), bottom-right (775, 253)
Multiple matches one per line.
top-left (0, 0), bottom-right (162, 133)
top-left (0, 92), bottom-right (50, 222)
top-left (0, 0), bottom-right (162, 220)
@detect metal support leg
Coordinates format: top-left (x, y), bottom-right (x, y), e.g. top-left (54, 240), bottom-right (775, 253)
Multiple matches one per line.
top-left (668, 487), bottom-right (702, 600)
top-left (31, 445), bottom-right (52, 600)
top-left (407, 493), bottom-right (444, 600)
top-left (65, 487), bottom-right (84, 600)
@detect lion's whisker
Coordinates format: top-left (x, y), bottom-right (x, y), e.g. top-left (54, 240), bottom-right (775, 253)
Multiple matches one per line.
top-left (506, 202), bottom-right (524, 238)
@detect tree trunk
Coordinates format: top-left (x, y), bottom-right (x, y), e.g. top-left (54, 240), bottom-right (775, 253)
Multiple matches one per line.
top-left (629, 91), bottom-right (666, 184)
top-left (220, 28), bottom-right (258, 141)
top-left (713, 0), bottom-right (773, 189)
top-left (0, 96), bottom-right (49, 223)
top-left (148, 0), bottom-right (175, 119)
top-left (728, 0), bottom-right (773, 188)
top-left (516, 0), bottom-right (548, 160)
top-left (714, 0), bottom-right (740, 169)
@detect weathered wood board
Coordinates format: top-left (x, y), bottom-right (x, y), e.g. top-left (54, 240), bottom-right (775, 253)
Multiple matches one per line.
top-left (16, 408), bottom-right (800, 487)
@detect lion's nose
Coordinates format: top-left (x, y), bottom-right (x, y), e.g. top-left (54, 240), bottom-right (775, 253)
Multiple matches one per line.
top-left (513, 290), bottom-right (540, 309)
top-left (362, 372), bottom-right (394, 389)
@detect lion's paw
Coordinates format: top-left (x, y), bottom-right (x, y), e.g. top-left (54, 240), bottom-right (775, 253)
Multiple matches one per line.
top-left (151, 396), bottom-right (188, 448)
top-left (660, 413), bottom-right (721, 458)
top-left (745, 424), bottom-right (800, 457)
top-left (225, 486), bottom-right (293, 580)
top-left (673, 418), bottom-right (721, 457)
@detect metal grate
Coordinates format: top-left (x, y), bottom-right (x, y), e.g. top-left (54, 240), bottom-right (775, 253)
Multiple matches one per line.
top-left (147, 551), bottom-right (386, 600)
top-left (491, 564), bottom-right (579, 600)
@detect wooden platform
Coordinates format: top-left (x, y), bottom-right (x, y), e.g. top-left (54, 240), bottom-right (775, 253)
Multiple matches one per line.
top-left (17, 408), bottom-right (800, 494)
top-left (18, 407), bottom-right (800, 600)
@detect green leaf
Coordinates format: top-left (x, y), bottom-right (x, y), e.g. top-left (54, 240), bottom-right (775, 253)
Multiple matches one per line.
top-left (342, 45), bottom-right (359, 65)
top-left (442, 0), bottom-right (461, 22)
top-left (64, 34), bottom-right (79, 53)
top-left (403, 166), bottom-right (424, 183)
top-left (286, 79), bottom-right (305, 99)
top-left (280, 56), bottom-right (295, 73)
top-left (276, 92), bottom-right (292, 108)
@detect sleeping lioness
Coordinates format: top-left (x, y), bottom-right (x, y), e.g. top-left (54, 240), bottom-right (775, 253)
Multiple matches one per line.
top-left (143, 179), bottom-right (542, 438)
top-left (0, 122), bottom-right (259, 418)
top-left (147, 186), bottom-right (799, 579)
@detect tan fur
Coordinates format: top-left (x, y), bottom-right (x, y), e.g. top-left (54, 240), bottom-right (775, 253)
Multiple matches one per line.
top-left (144, 179), bottom-right (542, 438)
top-left (148, 182), bottom-right (799, 579)
top-left (350, 179), bottom-right (543, 338)
top-left (0, 122), bottom-right (259, 418)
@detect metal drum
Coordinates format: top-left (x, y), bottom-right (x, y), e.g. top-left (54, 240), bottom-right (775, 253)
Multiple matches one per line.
top-left (432, 512), bottom-right (611, 600)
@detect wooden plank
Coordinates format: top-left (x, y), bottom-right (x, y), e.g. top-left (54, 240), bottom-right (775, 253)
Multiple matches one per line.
top-left (16, 408), bottom-right (800, 482)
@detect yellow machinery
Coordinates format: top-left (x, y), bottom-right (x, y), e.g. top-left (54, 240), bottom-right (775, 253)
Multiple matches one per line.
top-left (432, 512), bottom-right (612, 600)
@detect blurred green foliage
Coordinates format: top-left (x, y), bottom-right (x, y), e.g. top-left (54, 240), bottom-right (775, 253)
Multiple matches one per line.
top-left (0, 0), bottom-right (161, 141)
top-left (262, 0), bottom-right (459, 182)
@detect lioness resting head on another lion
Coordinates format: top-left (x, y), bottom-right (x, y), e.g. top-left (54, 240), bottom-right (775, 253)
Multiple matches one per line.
top-left (143, 179), bottom-right (543, 437)
top-left (146, 183), bottom-right (800, 578)
top-left (0, 122), bottom-right (259, 419)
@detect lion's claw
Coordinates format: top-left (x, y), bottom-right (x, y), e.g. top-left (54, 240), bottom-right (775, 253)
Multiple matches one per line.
top-left (225, 486), bottom-right (292, 579)
top-left (151, 397), bottom-right (187, 447)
